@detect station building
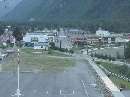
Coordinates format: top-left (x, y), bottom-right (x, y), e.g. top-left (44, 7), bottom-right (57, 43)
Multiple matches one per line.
top-left (23, 32), bottom-right (49, 49)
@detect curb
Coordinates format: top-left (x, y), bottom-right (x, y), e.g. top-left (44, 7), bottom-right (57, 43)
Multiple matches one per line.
top-left (86, 55), bottom-right (125, 97)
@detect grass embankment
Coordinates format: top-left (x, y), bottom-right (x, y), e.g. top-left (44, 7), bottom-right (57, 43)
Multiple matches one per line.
top-left (96, 61), bottom-right (130, 89)
top-left (2, 48), bottom-right (75, 72)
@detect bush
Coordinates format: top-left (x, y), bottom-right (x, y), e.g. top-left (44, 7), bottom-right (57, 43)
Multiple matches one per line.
top-left (48, 48), bottom-right (52, 54)
top-left (69, 49), bottom-right (74, 54)
top-left (16, 41), bottom-right (23, 47)
top-left (127, 71), bottom-right (130, 78)
top-left (111, 57), bottom-right (116, 61)
top-left (108, 55), bottom-right (112, 61)
top-left (49, 42), bottom-right (55, 49)
top-left (119, 65), bottom-right (128, 75)
top-left (104, 54), bottom-right (108, 59)
top-left (96, 61), bottom-right (102, 64)
top-left (116, 52), bottom-right (121, 59)
top-left (120, 83), bottom-right (126, 89)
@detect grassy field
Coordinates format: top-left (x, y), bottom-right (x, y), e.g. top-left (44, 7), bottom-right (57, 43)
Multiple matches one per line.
top-left (96, 61), bottom-right (121, 74)
top-left (2, 48), bottom-right (75, 72)
top-left (96, 61), bottom-right (130, 89)
top-left (110, 76), bottom-right (130, 89)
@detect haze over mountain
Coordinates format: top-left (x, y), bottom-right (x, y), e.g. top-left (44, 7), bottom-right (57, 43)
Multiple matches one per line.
top-left (0, 0), bottom-right (22, 18)
top-left (1, 0), bottom-right (130, 32)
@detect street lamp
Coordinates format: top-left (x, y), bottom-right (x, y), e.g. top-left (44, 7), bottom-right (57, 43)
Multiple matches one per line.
top-left (12, 49), bottom-right (22, 97)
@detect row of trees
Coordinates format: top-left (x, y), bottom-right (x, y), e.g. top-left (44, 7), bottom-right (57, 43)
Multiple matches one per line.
top-left (91, 51), bottom-right (124, 61)
top-left (124, 41), bottom-right (130, 59)
top-left (91, 53), bottom-right (116, 61)
top-left (49, 42), bottom-right (74, 54)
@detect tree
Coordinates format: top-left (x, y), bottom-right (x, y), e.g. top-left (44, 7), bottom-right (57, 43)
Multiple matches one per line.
top-left (116, 52), bottom-right (121, 59)
top-left (124, 41), bottom-right (130, 59)
top-left (49, 42), bottom-right (55, 49)
top-left (111, 57), bottom-right (116, 61)
top-left (104, 54), bottom-right (108, 60)
top-left (119, 65), bottom-right (128, 75)
top-left (48, 48), bottom-right (52, 54)
top-left (69, 49), bottom-right (74, 54)
top-left (108, 55), bottom-right (112, 61)
top-left (0, 26), bottom-right (4, 36)
top-left (12, 27), bottom-right (23, 41)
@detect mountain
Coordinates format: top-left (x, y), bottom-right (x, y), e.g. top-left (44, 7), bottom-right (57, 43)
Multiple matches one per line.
top-left (1, 0), bottom-right (130, 32)
top-left (0, 0), bottom-right (22, 18)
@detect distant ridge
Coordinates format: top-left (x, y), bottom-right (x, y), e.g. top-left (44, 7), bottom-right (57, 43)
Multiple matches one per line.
top-left (0, 0), bottom-right (22, 18)
top-left (1, 0), bottom-right (130, 32)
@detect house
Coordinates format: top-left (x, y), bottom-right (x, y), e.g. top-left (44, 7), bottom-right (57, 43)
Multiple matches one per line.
top-left (96, 27), bottom-right (110, 37)
top-left (23, 33), bottom-right (49, 49)
top-left (0, 29), bottom-right (15, 45)
top-left (115, 37), bottom-right (129, 45)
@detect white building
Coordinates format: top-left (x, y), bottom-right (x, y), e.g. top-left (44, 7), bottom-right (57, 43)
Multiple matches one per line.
top-left (96, 27), bottom-right (110, 37)
top-left (115, 37), bottom-right (129, 43)
top-left (23, 33), bottom-right (48, 49)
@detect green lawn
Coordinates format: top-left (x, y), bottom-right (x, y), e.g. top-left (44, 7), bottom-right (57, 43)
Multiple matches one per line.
top-left (2, 48), bottom-right (75, 72)
top-left (21, 48), bottom-right (71, 57)
top-left (110, 76), bottom-right (130, 89)
top-left (96, 61), bottom-right (120, 74)
top-left (96, 61), bottom-right (130, 89)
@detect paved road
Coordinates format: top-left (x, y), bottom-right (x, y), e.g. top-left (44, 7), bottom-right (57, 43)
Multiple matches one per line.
top-left (122, 90), bottom-right (130, 97)
top-left (0, 54), bottom-right (104, 97)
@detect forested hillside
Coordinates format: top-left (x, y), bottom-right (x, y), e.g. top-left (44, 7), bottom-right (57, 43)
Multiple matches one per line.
top-left (1, 0), bottom-right (130, 32)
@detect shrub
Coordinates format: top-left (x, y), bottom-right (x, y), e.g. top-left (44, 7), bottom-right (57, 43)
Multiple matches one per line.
top-left (108, 55), bottom-right (112, 61)
top-left (119, 65), bottom-right (128, 75)
top-left (111, 57), bottom-right (116, 61)
top-left (120, 83), bottom-right (126, 89)
top-left (116, 52), bottom-right (121, 59)
top-left (48, 48), bottom-right (52, 54)
top-left (69, 49), bottom-right (74, 54)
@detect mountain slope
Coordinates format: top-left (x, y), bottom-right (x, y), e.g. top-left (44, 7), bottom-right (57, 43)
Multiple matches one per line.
top-left (0, 0), bottom-right (22, 18)
top-left (1, 0), bottom-right (130, 32)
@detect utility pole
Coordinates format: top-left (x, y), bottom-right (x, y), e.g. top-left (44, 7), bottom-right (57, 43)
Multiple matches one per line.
top-left (124, 42), bottom-right (127, 65)
top-left (60, 40), bottom-right (62, 49)
top-left (12, 49), bottom-right (22, 97)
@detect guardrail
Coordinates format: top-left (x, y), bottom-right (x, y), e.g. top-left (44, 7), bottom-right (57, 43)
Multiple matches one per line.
top-left (86, 55), bottom-right (125, 97)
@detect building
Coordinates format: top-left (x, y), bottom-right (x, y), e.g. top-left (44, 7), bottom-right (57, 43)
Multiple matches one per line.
top-left (65, 29), bottom-right (89, 45)
top-left (115, 37), bottom-right (129, 45)
top-left (0, 29), bottom-right (15, 45)
top-left (96, 27), bottom-right (110, 37)
top-left (23, 33), bottom-right (49, 49)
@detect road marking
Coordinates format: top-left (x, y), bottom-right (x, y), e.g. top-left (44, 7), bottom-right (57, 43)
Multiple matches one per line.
top-left (72, 90), bottom-right (75, 94)
top-left (46, 91), bottom-right (49, 94)
top-left (60, 90), bottom-right (62, 95)
top-left (60, 89), bottom-right (75, 95)
top-left (89, 83), bottom-right (97, 88)
top-left (81, 80), bottom-right (90, 97)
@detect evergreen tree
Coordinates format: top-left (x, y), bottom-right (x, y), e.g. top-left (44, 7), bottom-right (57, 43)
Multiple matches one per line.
top-left (124, 41), bottom-right (130, 59)
top-left (12, 27), bottom-right (23, 41)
